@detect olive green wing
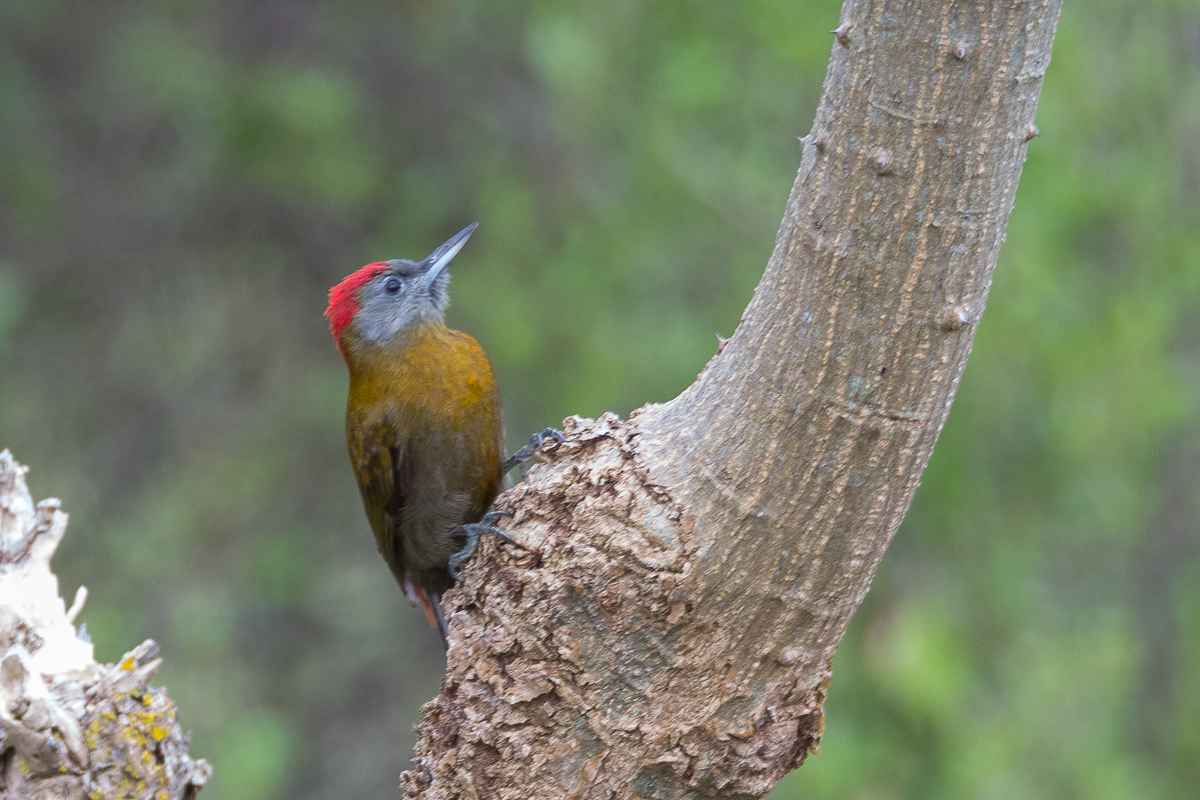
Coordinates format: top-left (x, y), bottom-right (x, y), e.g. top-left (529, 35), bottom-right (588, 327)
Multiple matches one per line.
top-left (348, 420), bottom-right (410, 574)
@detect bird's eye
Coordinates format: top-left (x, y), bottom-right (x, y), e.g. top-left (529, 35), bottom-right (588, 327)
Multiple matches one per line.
top-left (383, 277), bottom-right (402, 295)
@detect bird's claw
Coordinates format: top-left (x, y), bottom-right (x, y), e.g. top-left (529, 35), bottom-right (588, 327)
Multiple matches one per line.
top-left (448, 510), bottom-right (518, 581)
top-left (503, 427), bottom-right (565, 477)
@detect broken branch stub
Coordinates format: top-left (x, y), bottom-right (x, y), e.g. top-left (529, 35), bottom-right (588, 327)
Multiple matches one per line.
top-left (0, 449), bottom-right (211, 799)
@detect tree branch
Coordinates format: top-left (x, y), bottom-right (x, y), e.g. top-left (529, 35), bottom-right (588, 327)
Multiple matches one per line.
top-left (0, 450), bottom-right (211, 799)
top-left (410, 0), bottom-right (1063, 796)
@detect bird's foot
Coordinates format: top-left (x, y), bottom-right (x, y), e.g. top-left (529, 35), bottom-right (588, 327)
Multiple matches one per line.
top-left (503, 427), bottom-right (565, 478)
top-left (448, 510), bottom-right (516, 581)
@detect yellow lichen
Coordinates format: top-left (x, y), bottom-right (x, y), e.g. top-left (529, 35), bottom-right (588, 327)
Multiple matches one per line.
top-left (85, 718), bottom-right (101, 748)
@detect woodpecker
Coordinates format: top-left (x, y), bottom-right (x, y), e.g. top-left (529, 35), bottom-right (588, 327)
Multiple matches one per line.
top-left (326, 223), bottom-right (559, 646)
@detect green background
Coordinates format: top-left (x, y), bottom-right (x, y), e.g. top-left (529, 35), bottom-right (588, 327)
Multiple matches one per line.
top-left (2, 1), bottom-right (1198, 798)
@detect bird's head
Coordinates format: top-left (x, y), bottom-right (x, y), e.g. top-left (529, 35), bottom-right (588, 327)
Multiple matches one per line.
top-left (326, 222), bottom-right (478, 360)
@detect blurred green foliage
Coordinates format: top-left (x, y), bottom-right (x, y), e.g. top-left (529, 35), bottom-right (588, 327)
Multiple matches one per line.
top-left (0, 1), bottom-right (1197, 799)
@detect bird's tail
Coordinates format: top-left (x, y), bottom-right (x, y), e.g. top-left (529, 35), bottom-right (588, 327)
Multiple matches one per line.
top-left (427, 591), bottom-right (448, 650)
top-left (405, 578), bottom-right (449, 649)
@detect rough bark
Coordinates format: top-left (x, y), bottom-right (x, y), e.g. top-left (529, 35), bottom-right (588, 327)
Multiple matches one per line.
top-left (0, 450), bottom-right (211, 800)
top-left (404, 0), bottom-right (1062, 798)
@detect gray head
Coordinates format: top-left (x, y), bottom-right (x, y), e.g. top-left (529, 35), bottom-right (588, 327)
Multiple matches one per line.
top-left (350, 223), bottom-right (478, 344)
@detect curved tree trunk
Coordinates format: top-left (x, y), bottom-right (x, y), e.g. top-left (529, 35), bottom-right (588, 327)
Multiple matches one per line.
top-left (403, 0), bottom-right (1062, 798)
